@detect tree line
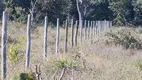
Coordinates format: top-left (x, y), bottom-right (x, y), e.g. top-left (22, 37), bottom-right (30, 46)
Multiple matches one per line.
top-left (0, 0), bottom-right (142, 26)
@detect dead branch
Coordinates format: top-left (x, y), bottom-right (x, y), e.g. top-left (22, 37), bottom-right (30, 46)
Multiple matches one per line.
top-left (59, 68), bottom-right (66, 80)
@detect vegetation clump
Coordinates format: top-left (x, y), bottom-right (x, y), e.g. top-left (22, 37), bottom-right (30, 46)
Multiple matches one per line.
top-left (9, 36), bottom-right (26, 62)
top-left (9, 43), bottom-right (20, 62)
top-left (105, 27), bottom-right (142, 49)
top-left (136, 60), bottom-right (142, 70)
top-left (54, 58), bottom-right (76, 69)
top-left (45, 56), bottom-right (76, 79)
top-left (10, 73), bottom-right (33, 80)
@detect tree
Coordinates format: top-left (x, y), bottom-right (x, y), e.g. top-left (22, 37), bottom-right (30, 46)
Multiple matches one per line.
top-left (29, 0), bottom-right (38, 26)
top-left (132, 0), bottom-right (142, 25)
top-left (0, 0), bottom-right (5, 19)
top-left (85, 0), bottom-right (112, 20)
top-left (76, 0), bottom-right (84, 34)
top-left (35, 0), bottom-right (71, 24)
top-left (1, 0), bottom-right (142, 26)
top-left (109, 1), bottom-right (127, 26)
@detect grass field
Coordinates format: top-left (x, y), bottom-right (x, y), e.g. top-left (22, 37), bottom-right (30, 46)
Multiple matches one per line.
top-left (1, 22), bottom-right (142, 80)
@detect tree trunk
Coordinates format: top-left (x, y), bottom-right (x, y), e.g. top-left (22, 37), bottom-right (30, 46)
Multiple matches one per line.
top-left (76, 0), bottom-right (84, 42)
top-left (29, 9), bottom-right (34, 27)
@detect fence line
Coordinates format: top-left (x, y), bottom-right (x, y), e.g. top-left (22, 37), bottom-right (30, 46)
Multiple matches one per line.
top-left (1, 12), bottom-right (113, 79)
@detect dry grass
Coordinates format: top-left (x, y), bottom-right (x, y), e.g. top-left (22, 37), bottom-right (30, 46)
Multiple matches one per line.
top-left (0, 22), bottom-right (142, 80)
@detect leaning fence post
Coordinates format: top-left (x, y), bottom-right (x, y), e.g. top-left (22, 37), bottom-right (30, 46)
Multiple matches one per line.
top-left (71, 19), bottom-right (74, 47)
top-left (74, 21), bottom-right (78, 46)
top-left (64, 19), bottom-right (68, 53)
top-left (1, 11), bottom-right (8, 80)
top-left (44, 16), bottom-right (48, 58)
top-left (26, 14), bottom-right (31, 69)
top-left (56, 18), bottom-right (60, 55)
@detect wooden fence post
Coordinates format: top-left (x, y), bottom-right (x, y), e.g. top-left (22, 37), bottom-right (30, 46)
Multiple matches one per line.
top-left (105, 21), bottom-right (107, 30)
top-left (109, 21), bottom-right (111, 28)
top-left (71, 19), bottom-right (74, 47)
top-left (56, 18), bottom-right (60, 55)
top-left (98, 21), bottom-right (101, 36)
top-left (93, 21), bottom-right (95, 39)
top-left (80, 20), bottom-right (82, 43)
top-left (74, 21), bottom-right (78, 46)
top-left (44, 16), bottom-right (48, 58)
top-left (1, 11), bottom-right (8, 80)
top-left (101, 21), bottom-right (105, 32)
top-left (100, 21), bottom-right (102, 32)
top-left (110, 21), bottom-right (112, 28)
top-left (64, 19), bottom-right (68, 53)
top-left (90, 21), bottom-right (92, 42)
top-left (97, 21), bottom-right (100, 36)
top-left (95, 21), bottom-right (98, 36)
top-left (104, 21), bottom-right (106, 31)
top-left (107, 21), bottom-right (110, 29)
top-left (84, 20), bottom-right (87, 40)
top-left (26, 14), bottom-right (31, 69)
top-left (95, 21), bottom-right (97, 36)
top-left (87, 21), bottom-right (90, 39)
top-left (94, 21), bottom-right (97, 36)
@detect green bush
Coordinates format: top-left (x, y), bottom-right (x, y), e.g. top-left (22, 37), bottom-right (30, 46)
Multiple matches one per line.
top-left (10, 73), bottom-right (33, 80)
top-left (5, 0), bottom-right (27, 23)
top-left (17, 36), bottom-right (26, 49)
top-left (105, 28), bottom-right (142, 49)
top-left (54, 58), bottom-right (75, 69)
top-left (9, 43), bottom-right (20, 62)
top-left (136, 60), bottom-right (142, 70)
top-left (9, 36), bottom-right (26, 62)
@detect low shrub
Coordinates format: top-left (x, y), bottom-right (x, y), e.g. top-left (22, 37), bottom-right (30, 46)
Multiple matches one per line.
top-left (10, 73), bottom-right (33, 80)
top-left (105, 27), bottom-right (142, 49)
top-left (9, 43), bottom-right (20, 62)
top-left (9, 36), bottom-right (26, 62)
top-left (54, 58), bottom-right (75, 69)
top-left (136, 60), bottom-right (142, 70)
